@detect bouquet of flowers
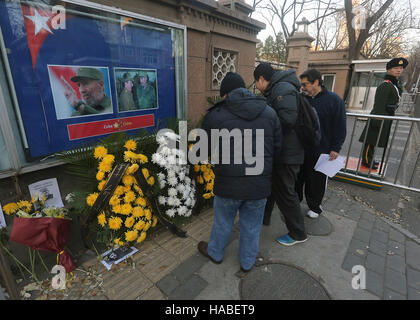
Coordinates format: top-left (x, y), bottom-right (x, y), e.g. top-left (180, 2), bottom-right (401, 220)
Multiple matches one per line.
top-left (151, 132), bottom-right (197, 219)
top-left (2, 193), bottom-right (75, 273)
top-left (86, 139), bottom-right (158, 247)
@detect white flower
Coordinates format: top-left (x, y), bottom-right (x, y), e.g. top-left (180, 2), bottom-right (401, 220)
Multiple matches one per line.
top-left (157, 136), bottom-right (167, 146)
top-left (166, 209), bottom-right (176, 217)
top-left (158, 196), bottom-right (166, 205)
top-left (173, 198), bottom-right (181, 207)
top-left (167, 170), bottom-right (176, 179)
top-left (178, 206), bottom-right (187, 216)
top-left (159, 179), bottom-right (167, 189)
top-left (167, 197), bottom-right (176, 206)
top-left (152, 153), bottom-right (163, 165)
top-left (176, 184), bottom-right (186, 194)
top-left (185, 197), bottom-right (192, 206)
top-left (65, 193), bottom-right (74, 203)
top-left (158, 158), bottom-right (168, 168)
top-left (185, 209), bottom-right (192, 217)
top-left (168, 188), bottom-right (177, 197)
top-left (168, 177), bottom-right (178, 186)
top-left (178, 171), bottom-right (186, 181)
top-left (167, 155), bottom-right (177, 166)
top-left (190, 197), bottom-right (196, 207)
top-left (160, 146), bottom-right (171, 156)
top-left (157, 172), bottom-right (165, 181)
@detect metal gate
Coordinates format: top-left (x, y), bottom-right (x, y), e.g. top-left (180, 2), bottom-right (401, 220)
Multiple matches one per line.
top-left (338, 113), bottom-right (420, 193)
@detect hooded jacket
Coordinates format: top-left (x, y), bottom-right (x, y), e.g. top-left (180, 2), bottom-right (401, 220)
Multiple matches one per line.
top-left (201, 87), bottom-right (282, 200)
top-left (263, 69), bottom-right (304, 164)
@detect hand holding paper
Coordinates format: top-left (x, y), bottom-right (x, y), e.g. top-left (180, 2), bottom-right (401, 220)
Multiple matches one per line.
top-left (315, 153), bottom-right (345, 178)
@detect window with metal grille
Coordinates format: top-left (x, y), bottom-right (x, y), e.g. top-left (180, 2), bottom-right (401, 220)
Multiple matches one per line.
top-left (212, 49), bottom-right (237, 89)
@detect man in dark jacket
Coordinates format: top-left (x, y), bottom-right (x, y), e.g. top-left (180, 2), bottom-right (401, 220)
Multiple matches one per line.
top-left (296, 69), bottom-right (346, 218)
top-left (253, 63), bottom-right (307, 246)
top-left (359, 57), bottom-right (408, 169)
top-left (197, 72), bottom-right (282, 272)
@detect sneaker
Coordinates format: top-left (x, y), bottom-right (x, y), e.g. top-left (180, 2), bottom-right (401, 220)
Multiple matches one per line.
top-left (276, 234), bottom-right (308, 246)
top-left (197, 241), bottom-right (222, 264)
top-left (306, 210), bottom-right (319, 219)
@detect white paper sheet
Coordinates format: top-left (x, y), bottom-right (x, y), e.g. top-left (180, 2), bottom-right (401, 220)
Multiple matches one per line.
top-left (314, 153), bottom-right (345, 178)
top-left (28, 178), bottom-right (64, 208)
top-left (101, 246), bottom-right (139, 271)
top-left (0, 202), bottom-right (6, 229)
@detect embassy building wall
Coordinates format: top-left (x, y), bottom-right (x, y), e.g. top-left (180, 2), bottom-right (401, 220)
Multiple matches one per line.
top-left (0, 0), bottom-right (264, 206)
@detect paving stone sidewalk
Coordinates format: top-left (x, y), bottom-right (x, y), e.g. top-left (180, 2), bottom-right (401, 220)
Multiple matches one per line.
top-left (20, 182), bottom-right (420, 300)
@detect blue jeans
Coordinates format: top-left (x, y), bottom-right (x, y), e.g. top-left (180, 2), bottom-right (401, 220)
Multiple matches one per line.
top-left (207, 196), bottom-right (267, 270)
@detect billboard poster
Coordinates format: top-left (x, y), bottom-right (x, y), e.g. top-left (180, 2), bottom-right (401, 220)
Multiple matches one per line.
top-left (0, 0), bottom-right (178, 158)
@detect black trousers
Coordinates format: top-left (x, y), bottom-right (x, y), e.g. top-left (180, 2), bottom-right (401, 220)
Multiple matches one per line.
top-left (264, 164), bottom-right (307, 241)
top-left (361, 143), bottom-right (375, 166)
top-left (295, 153), bottom-right (328, 215)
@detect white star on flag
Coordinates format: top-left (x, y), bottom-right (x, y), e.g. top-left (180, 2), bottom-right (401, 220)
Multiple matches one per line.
top-left (25, 9), bottom-right (53, 36)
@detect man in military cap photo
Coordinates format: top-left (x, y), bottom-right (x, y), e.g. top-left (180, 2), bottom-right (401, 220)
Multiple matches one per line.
top-left (359, 57), bottom-right (408, 170)
top-left (136, 70), bottom-right (157, 109)
top-left (118, 72), bottom-right (136, 112)
top-left (63, 67), bottom-right (112, 116)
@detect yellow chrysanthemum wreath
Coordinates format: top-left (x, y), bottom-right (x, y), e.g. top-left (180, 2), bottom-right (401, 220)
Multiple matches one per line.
top-left (87, 140), bottom-right (158, 246)
top-left (194, 163), bottom-right (215, 199)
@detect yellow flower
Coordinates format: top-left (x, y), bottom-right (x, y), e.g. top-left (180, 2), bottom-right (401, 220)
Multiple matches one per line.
top-left (109, 195), bottom-right (120, 207)
top-left (132, 206), bottom-right (144, 218)
top-left (203, 193), bottom-right (212, 199)
top-left (108, 216), bottom-right (123, 230)
top-left (196, 176), bottom-right (204, 184)
top-left (112, 205), bottom-right (122, 214)
top-left (137, 231), bottom-right (147, 243)
top-left (96, 171), bottom-right (105, 181)
top-left (86, 193), bottom-right (99, 207)
top-left (188, 143), bottom-right (194, 150)
top-left (136, 154), bottom-right (148, 164)
top-left (97, 212), bottom-right (106, 227)
top-left (94, 146), bottom-right (108, 159)
top-left (209, 170), bottom-right (215, 179)
top-left (122, 175), bottom-right (135, 186)
top-left (17, 200), bottom-right (32, 212)
top-left (152, 216), bottom-right (158, 227)
top-left (113, 186), bottom-right (125, 196)
top-left (144, 209), bottom-right (152, 221)
top-left (133, 185), bottom-right (144, 196)
top-left (200, 164), bottom-right (207, 172)
top-left (194, 165), bottom-right (200, 172)
top-left (124, 151), bottom-right (137, 163)
top-left (135, 197), bottom-right (147, 207)
top-left (205, 183), bottom-right (213, 192)
top-left (143, 221), bottom-right (152, 232)
top-left (124, 216), bottom-right (135, 228)
top-left (142, 168), bottom-right (149, 179)
top-left (114, 238), bottom-right (124, 246)
top-left (2, 203), bottom-right (19, 215)
top-left (98, 180), bottom-right (106, 191)
top-left (134, 220), bottom-right (145, 231)
top-left (147, 176), bottom-right (155, 186)
top-left (124, 139), bottom-right (137, 151)
top-left (99, 160), bottom-right (112, 173)
top-left (125, 229), bottom-right (138, 242)
top-left (121, 203), bottom-right (133, 215)
top-left (103, 154), bottom-right (115, 165)
top-left (123, 185), bottom-right (132, 193)
top-left (124, 191), bottom-right (136, 203)
top-left (126, 164), bottom-right (139, 175)
top-left (203, 173), bottom-right (211, 182)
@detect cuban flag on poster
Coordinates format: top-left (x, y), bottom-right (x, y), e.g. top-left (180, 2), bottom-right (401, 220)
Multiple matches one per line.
top-left (0, 1), bottom-right (176, 158)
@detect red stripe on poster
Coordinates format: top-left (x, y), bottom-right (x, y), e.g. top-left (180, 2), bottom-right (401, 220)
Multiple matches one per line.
top-left (67, 114), bottom-right (154, 140)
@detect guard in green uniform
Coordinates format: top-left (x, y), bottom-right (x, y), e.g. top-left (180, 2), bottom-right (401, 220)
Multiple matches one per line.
top-left (136, 71), bottom-right (157, 109)
top-left (359, 57), bottom-right (408, 169)
top-left (67, 67), bottom-right (112, 116)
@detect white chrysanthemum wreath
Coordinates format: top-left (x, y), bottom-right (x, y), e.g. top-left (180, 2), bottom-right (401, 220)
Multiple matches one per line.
top-left (151, 132), bottom-right (196, 218)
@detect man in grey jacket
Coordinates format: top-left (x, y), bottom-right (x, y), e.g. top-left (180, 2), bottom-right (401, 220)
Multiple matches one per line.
top-left (254, 63), bottom-right (307, 246)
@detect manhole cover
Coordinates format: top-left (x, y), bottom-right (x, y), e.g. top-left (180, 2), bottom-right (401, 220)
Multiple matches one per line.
top-left (280, 213), bottom-right (333, 236)
top-left (240, 264), bottom-right (330, 300)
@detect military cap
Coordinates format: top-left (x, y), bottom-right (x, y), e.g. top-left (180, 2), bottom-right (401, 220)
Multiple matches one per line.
top-left (138, 71), bottom-right (148, 78)
top-left (386, 57), bottom-right (408, 70)
top-left (121, 72), bottom-right (133, 82)
top-left (71, 67), bottom-right (104, 82)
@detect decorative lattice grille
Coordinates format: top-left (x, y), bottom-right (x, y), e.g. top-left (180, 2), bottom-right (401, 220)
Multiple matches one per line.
top-left (212, 49), bottom-right (237, 89)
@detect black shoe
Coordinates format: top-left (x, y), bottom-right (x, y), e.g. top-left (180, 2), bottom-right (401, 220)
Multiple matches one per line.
top-left (262, 217), bottom-right (271, 226)
top-left (197, 241), bottom-right (222, 264)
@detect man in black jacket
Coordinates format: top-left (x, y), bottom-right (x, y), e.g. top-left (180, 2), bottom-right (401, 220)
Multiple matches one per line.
top-left (197, 72), bottom-right (282, 272)
top-left (253, 63), bottom-right (307, 246)
top-left (296, 69), bottom-right (346, 218)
